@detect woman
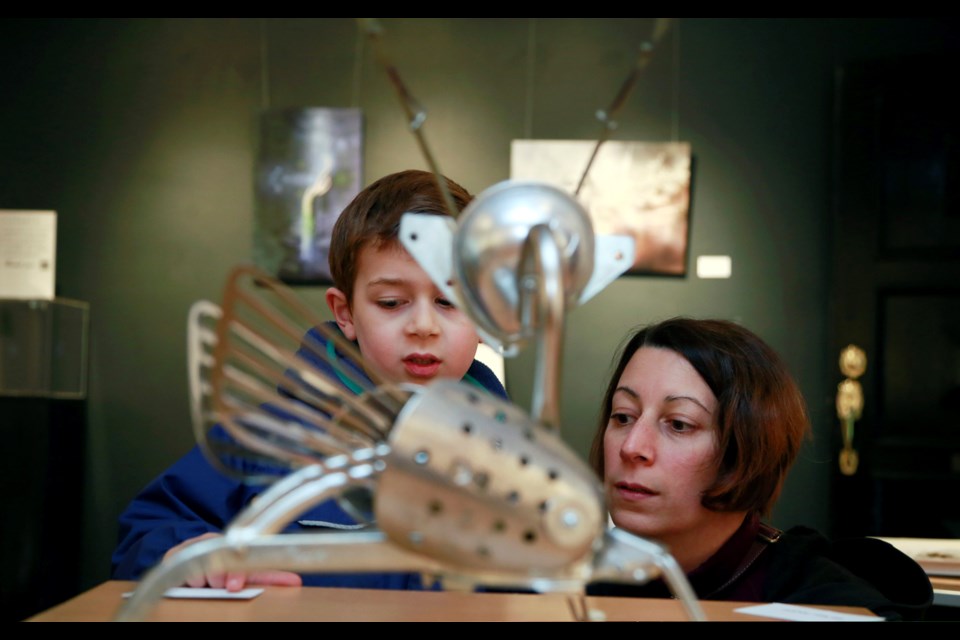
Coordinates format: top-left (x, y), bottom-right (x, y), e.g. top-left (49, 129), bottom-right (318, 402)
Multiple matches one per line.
top-left (585, 317), bottom-right (932, 621)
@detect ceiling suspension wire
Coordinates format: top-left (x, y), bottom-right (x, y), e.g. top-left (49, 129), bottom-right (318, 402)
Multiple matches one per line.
top-left (671, 19), bottom-right (680, 142)
top-left (259, 18), bottom-right (270, 111)
top-left (523, 18), bottom-right (536, 141)
top-left (351, 20), bottom-right (364, 110)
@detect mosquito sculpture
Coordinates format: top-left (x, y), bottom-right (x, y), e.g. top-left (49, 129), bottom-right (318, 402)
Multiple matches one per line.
top-left (116, 18), bottom-right (706, 622)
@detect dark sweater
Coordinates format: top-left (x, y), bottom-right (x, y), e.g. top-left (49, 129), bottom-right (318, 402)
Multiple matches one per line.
top-left (587, 513), bottom-right (933, 621)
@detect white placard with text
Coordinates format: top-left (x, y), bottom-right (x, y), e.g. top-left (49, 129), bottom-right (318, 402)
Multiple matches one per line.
top-left (0, 209), bottom-right (57, 299)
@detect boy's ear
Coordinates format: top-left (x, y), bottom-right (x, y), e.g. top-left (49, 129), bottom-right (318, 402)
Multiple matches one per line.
top-left (325, 287), bottom-right (357, 341)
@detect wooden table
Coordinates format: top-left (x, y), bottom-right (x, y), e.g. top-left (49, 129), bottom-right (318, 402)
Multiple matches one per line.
top-left (24, 580), bottom-right (878, 622)
top-left (929, 576), bottom-right (960, 609)
top-left (873, 538), bottom-right (960, 612)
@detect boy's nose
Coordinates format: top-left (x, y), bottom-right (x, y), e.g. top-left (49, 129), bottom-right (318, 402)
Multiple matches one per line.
top-left (407, 300), bottom-right (441, 337)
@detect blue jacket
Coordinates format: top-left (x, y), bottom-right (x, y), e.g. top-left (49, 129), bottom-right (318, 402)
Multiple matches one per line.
top-left (111, 322), bottom-right (508, 589)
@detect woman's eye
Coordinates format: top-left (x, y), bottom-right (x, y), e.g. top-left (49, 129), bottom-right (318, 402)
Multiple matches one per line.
top-left (610, 412), bottom-right (634, 427)
top-left (436, 297), bottom-right (455, 309)
top-left (669, 419), bottom-right (694, 433)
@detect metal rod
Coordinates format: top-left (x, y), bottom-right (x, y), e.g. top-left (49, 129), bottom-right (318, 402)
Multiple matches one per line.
top-left (575, 18), bottom-right (675, 196)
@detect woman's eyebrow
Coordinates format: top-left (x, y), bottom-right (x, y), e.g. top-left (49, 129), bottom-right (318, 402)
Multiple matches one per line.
top-left (665, 394), bottom-right (712, 414)
top-left (613, 386), bottom-right (639, 400)
top-left (613, 387), bottom-right (712, 415)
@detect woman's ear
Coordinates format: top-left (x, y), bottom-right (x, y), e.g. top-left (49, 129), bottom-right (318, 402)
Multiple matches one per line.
top-left (325, 287), bottom-right (356, 340)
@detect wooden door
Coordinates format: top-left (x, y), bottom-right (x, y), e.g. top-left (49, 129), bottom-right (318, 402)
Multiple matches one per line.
top-left (830, 51), bottom-right (960, 539)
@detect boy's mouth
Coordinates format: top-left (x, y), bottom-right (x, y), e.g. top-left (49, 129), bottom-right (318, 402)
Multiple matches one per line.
top-left (403, 353), bottom-right (442, 379)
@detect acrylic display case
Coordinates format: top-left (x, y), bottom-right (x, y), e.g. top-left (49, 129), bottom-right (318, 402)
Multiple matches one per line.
top-left (1, 297), bottom-right (89, 620)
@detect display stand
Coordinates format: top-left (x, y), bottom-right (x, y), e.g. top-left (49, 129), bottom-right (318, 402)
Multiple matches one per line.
top-left (0, 298), bottom-right (89, 621)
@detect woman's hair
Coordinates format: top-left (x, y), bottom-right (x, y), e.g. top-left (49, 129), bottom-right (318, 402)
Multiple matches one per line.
top-left (588, 317), bottom-right (811, 517)
top-left (327, 169), bottom-right (473, 301)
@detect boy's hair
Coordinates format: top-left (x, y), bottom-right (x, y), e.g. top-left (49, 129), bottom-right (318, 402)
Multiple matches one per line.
top-left (328, 169), bottom-right (474, 301)
top-left (588, 317), bottom-right (811, 517)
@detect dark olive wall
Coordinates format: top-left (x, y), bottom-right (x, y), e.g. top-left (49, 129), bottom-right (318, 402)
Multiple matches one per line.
top-left (1, 18), bottom-right (955, 597)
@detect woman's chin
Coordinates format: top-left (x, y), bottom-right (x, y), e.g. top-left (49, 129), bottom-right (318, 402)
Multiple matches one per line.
top-left (609, 511), bottom-right (660, 541)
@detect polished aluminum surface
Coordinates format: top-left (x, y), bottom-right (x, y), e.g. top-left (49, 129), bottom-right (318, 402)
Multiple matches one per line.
top-left (452, 180), bottom-right (595, 348)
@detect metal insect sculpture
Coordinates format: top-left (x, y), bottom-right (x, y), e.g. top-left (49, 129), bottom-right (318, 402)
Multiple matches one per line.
top-left (116, 18), bottom-right (706, 622)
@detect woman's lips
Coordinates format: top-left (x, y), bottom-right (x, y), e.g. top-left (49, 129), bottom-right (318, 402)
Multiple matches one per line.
top-left (613, 481), bottom-right (659, 501)
top-left (403, 354), bottom-right (442, 378)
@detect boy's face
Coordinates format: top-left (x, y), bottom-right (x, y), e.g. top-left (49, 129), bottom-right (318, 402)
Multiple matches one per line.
top-left (326, 242), bottom-right (480, 386)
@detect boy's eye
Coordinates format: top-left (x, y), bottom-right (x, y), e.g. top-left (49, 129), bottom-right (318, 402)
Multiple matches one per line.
top-left (436, 297), bottom-right (455, 309)
top-left (377, 299), bottom-right (402, 309)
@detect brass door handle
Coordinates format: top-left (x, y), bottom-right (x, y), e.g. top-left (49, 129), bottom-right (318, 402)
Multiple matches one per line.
top-left (836, 345), bottom-right (866, 476)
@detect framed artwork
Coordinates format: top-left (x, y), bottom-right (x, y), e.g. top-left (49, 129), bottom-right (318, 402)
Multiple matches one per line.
top-left (510, 139), bottom-right (692, 276)
top-left (254, 108), bottom-right (363, 284)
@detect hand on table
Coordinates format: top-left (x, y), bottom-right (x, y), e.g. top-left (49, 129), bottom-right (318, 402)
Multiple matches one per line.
top-left (163, 532), bottom-right (303, 592)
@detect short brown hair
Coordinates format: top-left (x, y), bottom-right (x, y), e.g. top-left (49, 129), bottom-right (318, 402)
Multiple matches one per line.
top-left (589, 317), bottom-right (811, 517)
top-left (328, 169), bottom-right (473, 300)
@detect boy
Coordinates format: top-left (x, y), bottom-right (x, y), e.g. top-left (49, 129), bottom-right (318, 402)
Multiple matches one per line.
top-left (111, 169), bottom-right (507, 591)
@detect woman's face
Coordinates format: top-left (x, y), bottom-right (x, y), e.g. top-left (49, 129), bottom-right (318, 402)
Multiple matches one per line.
top-left (603, 346), bottom-right (734, 556)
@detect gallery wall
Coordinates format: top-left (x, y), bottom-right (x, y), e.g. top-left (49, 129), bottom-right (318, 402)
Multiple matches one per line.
top-left (0, 18), bottom-right (956, 597)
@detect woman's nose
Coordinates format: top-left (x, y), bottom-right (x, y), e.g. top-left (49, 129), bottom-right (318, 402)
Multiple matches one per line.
top-left (619, 420), bottom-right (655, 463)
